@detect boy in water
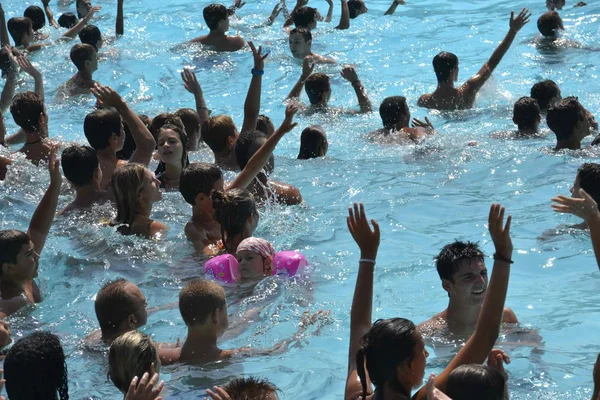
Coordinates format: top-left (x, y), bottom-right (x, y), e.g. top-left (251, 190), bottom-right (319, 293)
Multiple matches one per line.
top-left (24, 4), bottom-right (56, 41)
top-left (207, 377), bottom-right (280, 400)
top-left (189, 2), bottom-right (246, 52)
top-left (418, 241), bottom-right (518, 338)
top-left (548, 97), bottom-right (591, 150)
top-left (288, 27), bottom-right (336, 64)
top-left (79, 25), bottom-right (103, 51)
top-left (367, 96), bottom-right (434, 143)
top-left (59, 43), bottom-right (98, 96)
top-left (0, 149), bottom-right (61, 318)
top-left (511, 96), bottom-right (541, 137)
top-left (418, 9), bottom-right (531, 111)
top-left (10, 92), bottom-right (55, 165)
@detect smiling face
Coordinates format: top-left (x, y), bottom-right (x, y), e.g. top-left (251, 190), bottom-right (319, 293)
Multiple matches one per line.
top-left (157, 129), bottom-right (184, 166)
top-left (444, 259), bottom-right (488, 305)
top-left (140, 169), bottom-right (163, 203)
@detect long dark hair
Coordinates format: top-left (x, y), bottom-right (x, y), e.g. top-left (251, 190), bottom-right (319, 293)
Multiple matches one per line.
top-left (211, 188), bottom-right (257, 253)
top-left (356, 318), bottom-right (417, 399)
top-left (446, 364), bottom-right (505, 400)
top-left (155, 123), bottom-right (190, 178)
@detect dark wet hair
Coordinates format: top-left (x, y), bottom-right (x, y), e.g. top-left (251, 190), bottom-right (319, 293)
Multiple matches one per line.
top-left (537, 11), bottom-right (563, 37)
top-left (290, 27), bottom-right (312, 42)
top-left (61, 144), bottom-right (99, 187)
top-left (433, 51), bottom-right (458, 82)
top-left (234, 130), bottom-right (274, 173)
top-left (10, 91), bottom-right (44, 132)
top-left (577, 163), bottom-right (600, 205)
top-left (58, 13), bottom-right (78, 28)
top-left (348, 0), bottom-right (364, 19)
top-left (305, 73), bottom-right (330, 104)
top-left (203, 4), bottom-right (228, 30)
top-left (530, 80), bottom-right (561, 112)
top-left (446, 364), bottom-right (505, 400)
top-left (179, 162), bottom-right (223, 205)
top-left (0, 230), bottom-right (30, 275)
top-left (175, 108), bottom-right (201, 140)
top-left (150, 113), bottom-right (185, 145)
top-left (118, 114), bottom-right (152, 160)
top-left (379, 96), bottom-right (410, 130)
top-left (7, 17), bottom-right (33, 46)
top-left (222, 376), bottom-right (280, 399)
top-left (79, 24), bottom-right (102, 50)
top-left (95, 279), bottom-right (144, 337)
top-left (513, 97), bottom-right (540, 129)
top-left (4, 331), bottom-right (69, 400)
top-left (435, 241), bottom-right (485, 282)
top-left (256, 114), bottom-right (275, 137)
top-left (298, 125), bottom-right (328, 159)
top-left (357, 318), bottom-right (417, 400)
top-left (24, 6), bottom-right (45, 31)
top-left (155, 123), bottom-right (190, 178)
top-left (547, 97), bottom-right (584, 141)
top-left (293, 6), bottom-right (318, 28)
top-left (212, 188), bottom-right (257, 252)
top-left (84, 109), bottom-right (122, 150)
top-left (70, 43), bottom-right (96, 70)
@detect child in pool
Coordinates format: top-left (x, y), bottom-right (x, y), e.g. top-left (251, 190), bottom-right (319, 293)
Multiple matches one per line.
top-left (235, 237), bottom-right (276, 279)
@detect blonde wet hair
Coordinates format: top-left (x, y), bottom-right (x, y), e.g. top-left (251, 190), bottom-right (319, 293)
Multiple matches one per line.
top-left (111, 163), bottom-right (147, 225)
top-left (108, 330), bottom-right (160, 394)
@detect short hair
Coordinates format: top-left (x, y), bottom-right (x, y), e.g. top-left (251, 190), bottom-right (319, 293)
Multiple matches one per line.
top-left (348, 0), bottom-right (363, 19)
top-left (513, 97), bottom-right (540, 128)
top-left (234, 130), bottom-right (273, 172)
top-left (179, 162), bottom-right (223, 205)
top-left (10, 91), bottom-right (44, 132)
top-left (379, 96), bottom-right (410, 129)
top-left (537, 11), bottom-right (563, 37)
top-left (547, 97), bottom-right (584, 141)
top-left (577, 163), bottom-right (600, 205)
top-left (293, 6), bottom-right (318, 28)
top-left (95, 279), bottom-right (143, 335)
top-left (432, 51), bottom-right (458, 82)
top-left (305, 73), bottom-right (330, 105)
top-left (84, 109), bottom-right (122, 150)
top-left (108, 331), bottom-right (160, 394)
top-left (24, 6), bottom-right (45, 31)
top-left (289, 27), bottom-right (312, 42)
top-left (222, 377), bottom-right (280, 400)
top-left (150, 113), bottom-right (185, 144)
top-left (4, 331), bottom-right (69, 400)
top-left (298, 125), bottom-right (327, 159)
top-left (7, 17), bottom-right (33, 46)
top-left (118, 114), bottom-right (151, 160)
top-left (530, 80), bottom-right (561, 111)
top-left (446, 364), bottom-right (505, 400)
top-left (61, 144), bottom-right (99, 187)
top-left (201, 115), bottom-right (237, 153)
top-left (175, 108), bottom-right (201, 136)
top-left (203, 4), bottom-right (229, 30)
top-left (58, 13), bottom-right (78, 28)
top-left (0, 230), bottom-right (30, 274)
top-left (179, 279), bottom-right (226, 326)
top-left (256, 114), bottom-right (274, 137)
top-left (79, 24), bottom-right (102, 49)
top-left (435, 241), bottom-right (485, 282)
top-left (70, 43), bottom-right (96, 70)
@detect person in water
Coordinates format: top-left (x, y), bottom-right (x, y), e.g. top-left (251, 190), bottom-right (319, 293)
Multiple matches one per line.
top-left (551, 163), bottom-right (600, 230)
top-left (297, 125), bottom-right (328, 159)
top-left (212, 188), bottom-right (259, 255)
top-left (155, 123), bottom-right (190, 191)
top-left (367, 96), bottom-right (434, 143)
top-left (344, 202), bottom-right (514, 400)
top-left (547, 97), bottom-right (591, 151)
top-left (188, 2), bottom-right (246, 52)
top-left (288, 27), bottom-right (336, 64)
top-left (206, 377), bottom-right (280, 400)
top-left (512, 96), bottom-right (541, 137)
top-left (236, 237), bottom-right (276, 279)
top-left (60, 43), bottom-right (98, 96)
top-left (417, 9), bottom-right (531, 111)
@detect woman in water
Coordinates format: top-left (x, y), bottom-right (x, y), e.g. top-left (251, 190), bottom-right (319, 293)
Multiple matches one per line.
top-left (297, 125), bottom-right (328, 159)
top-left (211, 188), bottom-right (259, 255)
top-left (155, 123), bottom-right (190, 191)
top-left (344, 203), bottom-right (513, 400)
top-left (111, 163), bottom-right (167, 239)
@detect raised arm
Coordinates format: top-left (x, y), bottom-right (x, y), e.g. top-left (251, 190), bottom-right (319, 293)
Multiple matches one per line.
top-left (335, 0), bottom-right (350, 29)
top-left (0, 48), bottom-right (18, 112)
top-left (415, 204), bottom-right (513, 399)
top-left (0, 110), bottom-right (6, 146)
top-left (283, 0), bottom-right (308, 28)
top-left (41, 0), bottom-right (59, 28)
top-left (17, 55), bottom-right (44, 101)
top-left (324, 0), bottom-right (333, 22)
top-left (181, 68), bottom-right (210, 131)
top-left (266, 3), bottom-right (282, 26)
top-left (228, 0), bottom-right (246, 15)
top-left (62, 6), bottom-right (101, 39)
top-left (384, 0), bottom-right (405, 16)
top-left (287, 55), bottom-right (314, 100)
top-left (116, 0), bottom-right (124, 35)
top-left (344, 203), bottom-right (380, 400)
top-left (552, 189), bottom-right (600, 270)
top-left (228, 104), bottom-right (298, 190)
top-left (240, 42), bottom-right (267, 134)
top-left (91, 83), bottom-right (156, 166)
top-left (341, 66), bottom-right (372, 113)
top-left (464, 9), bottom-right (530, 92)
top-left (0, 5), bottom-right (9, 47)
top-left (27, 148), bottom-right (62, 256)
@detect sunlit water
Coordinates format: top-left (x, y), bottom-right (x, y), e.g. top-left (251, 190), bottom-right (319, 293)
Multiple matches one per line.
top-left (1, 0), bottom-right (600, 398)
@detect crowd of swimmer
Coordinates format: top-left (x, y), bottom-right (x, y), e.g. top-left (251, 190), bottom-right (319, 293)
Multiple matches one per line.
top-left (0, 0), bottom-right (598, 398)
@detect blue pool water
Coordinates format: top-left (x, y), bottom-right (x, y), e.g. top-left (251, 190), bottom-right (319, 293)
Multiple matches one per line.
top-left (1, 0), bottom-right (600, 398)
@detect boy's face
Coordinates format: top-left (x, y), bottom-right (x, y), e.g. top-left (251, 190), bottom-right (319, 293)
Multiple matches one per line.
top-left (443, 259), bottom-right (488, 306)
top-left (289, 33), bottom-right (310, 58)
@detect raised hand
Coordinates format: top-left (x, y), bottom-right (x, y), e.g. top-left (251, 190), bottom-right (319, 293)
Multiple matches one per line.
top-left (181, 68), bottom-right (201, 95)
top-left (551, 189), bottom-right (600, 222)
top-left (41, 0), bottom-right (51, 6)
top-left (90, 83), bottom-right (125, 109)
top-left (487, 349), bottom-right (510, 381)
top-left (3, 45), bottom-right (18, 75)
top-left (248, 41), bottom-right (268, 71)
top-left (347, 203), bottom-right (380, 259)
top-left (509, 8), bottom-right (531, 32)
top-left (205, 386), bottom-right (231, 400)
top-left (488, 204), bottom-right (512, 260)
top-left (278, 103), bottom-right (299, 134)
top-left (301, 56), bottom-right (315, 80)
top-left (296, 0), bottom-right (309, 8)
top-left (48, 146), bottom-right (62, 186)
top-left (16, 56), bottom-right (41, 78)
top-left (268, 3), bottom-right (282, 22)
top-left (233, 0), bottom-right (246, 9)
top-left (125, 372), bottom-right (164, 400)
top-left (411, 117), bottom-right (434, 131)
top-left (83, 5), bottom-right (102, 20)
top-left (340, 65), bottom-right (360, 83)
top-left (425, 374), bottom-right (452, 400)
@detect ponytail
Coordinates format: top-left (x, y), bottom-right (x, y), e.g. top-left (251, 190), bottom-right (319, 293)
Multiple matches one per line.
top-left (356, 346), bottom-right (368, 400)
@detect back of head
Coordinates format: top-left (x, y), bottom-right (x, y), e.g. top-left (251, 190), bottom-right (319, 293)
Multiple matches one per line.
top-left (222, 377), bottom-right (280, 400)
top-left (203, 4), bottom-right (228, 30)
top-left (95, 279), bottom-right (143, 336)
top-left (78, 24), bottom-right (102, 49)
top-left (111, 164), bottom-right (147, 224)
top-left (357, 318), bottom-right (417, 398)
top-left (84, 108), bottom-right (122, 150)
top-left (256, 114), bottom-right (275, 137)
top-left (305, 73), bottom-right (330, 105)
top-left (298, 125), bottom-right (327, 159)
top-left (537, 11), bottom-right (563, 37)
top-left (234, 130), bottom-right (273, 173)
top-left (175, 108), bottom-right (201, 137)
top-left (432, 51), bottom-right (458, 82)
top-left (348, 0), bottom-right (363, 19)
top-left (61, 144), bottom-right (98, 187)
top-left (293, 6), bottom-right (317, 28)
top-left (179, 162), bottom-right (223, 205)
top-left (211, 188), bottom-right (256, 244)
top-left (201, 115), bottom-right (237, 153)
top-left (108, 331), bottom-right (160, 394)
top-left (5, 331), bottom-right (68, 400)
top-left (577, 163), bottom-right (600, 205)
top-left (446, 364), bottom-right (505, 400)
top-left (512, 96), bottom-right (540, 128)
top-left (530, 80), bottom-right (561, 111)
top-left (0, 230), bottom-right (30, 275)
top-left (179, 279), bottom-right (226, 326)
top-left (24, 6), bottom-right (45, 31)
top-left (289, 27), bottom-right (312, 42)
top-left (10, 91), bottom-right (44, 132)
top-left (70, 43), bottom-right (96, 70)
top-left (58, 13), bottom-right (78, 29)
top-left (547, 97), bottom-right (582, 141)
top-left (435, 241), bottom-right (484, 281)
top-left (379, 96), bottom-right (410, 129)
top-left (7, 17), bottom-right (32, 46)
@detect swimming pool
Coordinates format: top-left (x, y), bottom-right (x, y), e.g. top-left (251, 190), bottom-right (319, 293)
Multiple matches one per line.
top-left (1, 0), bottom-right (600, 398)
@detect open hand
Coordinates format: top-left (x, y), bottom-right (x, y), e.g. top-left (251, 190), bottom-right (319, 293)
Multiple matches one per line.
top-left (205, 386), bottom-right (231, 400)
top-left (90, 83), bottom-right (125, 110)
top-left (551, 189), bottom-right (600, 221)
top-left (234, 0), bottom-right (246, 9)
top-left (425, 374), bottom-right (452, 400)
top-left (411, 117), bottom-right (434, 131)
top-left (16, 56), bottom-right (40, 78)
top-left (347, 203), bottom-right (380, 259)
top-left (48, 146), bottom-right (62, 186)
top-left (487, 349), bottom-right (510, 381)
top-left (340, 66), bottom-right (359, 84)
top-left (249, 41), bottom-right (268, 71)
top-left (4, 45), bottom-right (18, 75)
top-left (509, 8), bottom-right (531, 32)
top-left (301, 56), bottom-right (315, 79)
top-left (278, 103), bottom-right (299, 134)
top-left (83, 5), bottom-right (102, 20)
top-left (181, 68), bottom-right (202, 95)
top-left (41, 0), bottom-right (51, 6)
top-left (488, 204), bottom-right (512, 260)
top-left (125, 372), bottom-right (164, 400)
top-left (268, 3), bottom-right (282, 22)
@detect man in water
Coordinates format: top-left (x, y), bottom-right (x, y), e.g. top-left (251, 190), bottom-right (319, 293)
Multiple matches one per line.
top-left (367, 96), bottom-right (434, 143)
top-left (59, 43), bottom-right (98, 96)
top-left (289, 27), bottom-right (336, 64)
top-left (548, 97), bottom-right (591, 151)
top-left (189, 2), bottom-right (245, 52)
top-left (511, 96), bottom-right (541, 137)
top-left (418, 9), bottom-right (531, 111)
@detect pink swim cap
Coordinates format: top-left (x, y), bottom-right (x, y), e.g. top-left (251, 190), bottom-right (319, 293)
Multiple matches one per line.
top-left (204, 254), bottom-right (240, 283)
top-left (236, 237), bottom-right (276, 259)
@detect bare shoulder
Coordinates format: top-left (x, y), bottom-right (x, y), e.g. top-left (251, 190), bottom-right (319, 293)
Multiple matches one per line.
top-left (189, 35), bottom-right (209, 44)
top-left (417, 93), bottom-right (431, 107)
top-left (0, 296), bottom-right (30, 318)
top-left (149, 220), bottom-right (169, 238)
top-left (229, 36), bottom-right (246, 49)
top-left (418, 312), bottom-right (447, 335)
top-left (158, 345), bottom-right (181, 366)
top-left (270, 180), bottom-right (303, 205)
top-left (503, 307), bottom-right (518, 323)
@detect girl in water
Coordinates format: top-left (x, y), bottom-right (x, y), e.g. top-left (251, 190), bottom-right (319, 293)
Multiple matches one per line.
top-left (155, 123), bottom-right (190, 191)
top-left (211, 188), bottom-right (259, 254)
